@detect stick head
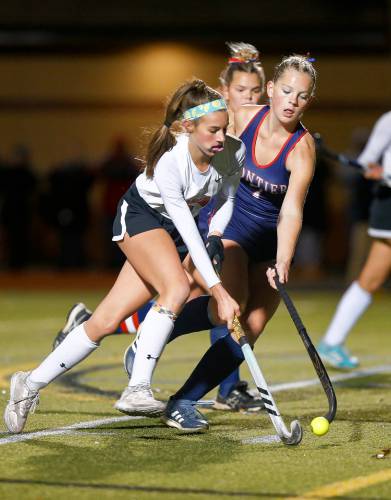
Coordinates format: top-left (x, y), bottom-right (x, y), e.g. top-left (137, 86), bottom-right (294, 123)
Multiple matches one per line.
top-left (280, 420), bottom-right (303, 446)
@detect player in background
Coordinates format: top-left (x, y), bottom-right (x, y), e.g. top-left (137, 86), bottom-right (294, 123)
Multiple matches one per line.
top-left (4, 79), bottom-right (244, 434)
top-left (220, 42), bottom-right (265, 133)
top-left (206, 42), bottom-right (267, 411)
top-left (318, 111), bottom-right (391, 369)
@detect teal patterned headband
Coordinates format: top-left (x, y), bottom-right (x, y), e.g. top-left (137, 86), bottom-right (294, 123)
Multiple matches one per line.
top-left (182, 99), bottom-right (227, 120)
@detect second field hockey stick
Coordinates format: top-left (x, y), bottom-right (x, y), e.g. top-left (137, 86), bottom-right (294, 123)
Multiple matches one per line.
top-left (273, 274), bottom-right (337, 423)
top-left (313, 132), bottom-right (364, 171)
top-left (231, 316), bottom-right (303, 445)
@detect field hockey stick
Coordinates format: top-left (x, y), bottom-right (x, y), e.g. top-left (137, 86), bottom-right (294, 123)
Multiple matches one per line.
top-left (313, 132), bottom-right (364, 171)
top-left (231, 316), bottom-right (303, 445)
top-left (211, 262), bottom-right (301, 444)
top-left (273, 274), bottom-right (337, 423)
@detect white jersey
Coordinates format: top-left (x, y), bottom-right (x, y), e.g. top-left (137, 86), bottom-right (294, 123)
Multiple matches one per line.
top-left (136, 133), bottom-right (245, 288)
top-left (358, 111), bottom-right (391, 188)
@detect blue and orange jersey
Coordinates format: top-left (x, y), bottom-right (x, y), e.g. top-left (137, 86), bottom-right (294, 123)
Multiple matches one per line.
top-left (236, 105), bottom-right (308, 222)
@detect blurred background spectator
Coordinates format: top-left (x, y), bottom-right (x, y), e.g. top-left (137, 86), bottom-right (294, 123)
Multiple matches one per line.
top-left (41, 145), bottom-right (93, 269)
top-left (294, 152), bottom-right (332, 281)
top-left (95, 136), bottom-right (141, 268)
top-left (0, 145), bottom-right (37, 269)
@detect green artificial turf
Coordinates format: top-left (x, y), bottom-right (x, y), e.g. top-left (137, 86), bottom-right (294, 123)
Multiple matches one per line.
top-left (0, 289), bottom-right (390, 499)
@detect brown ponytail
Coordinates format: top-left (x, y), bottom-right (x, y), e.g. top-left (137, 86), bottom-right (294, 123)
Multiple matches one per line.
top-left (145, 79), bottom-right (222, 178)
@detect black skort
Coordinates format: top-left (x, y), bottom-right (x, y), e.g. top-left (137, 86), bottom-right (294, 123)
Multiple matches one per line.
top-left (112, 183), bottom-right (189, 261)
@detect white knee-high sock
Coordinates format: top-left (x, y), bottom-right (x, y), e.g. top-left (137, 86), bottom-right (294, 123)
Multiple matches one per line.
top-left (323, 281), bottom-right (372, 346)
top-left (27, 324), bottom-right (99, 390)
top-left (129, 307), bottom-right (174, 386)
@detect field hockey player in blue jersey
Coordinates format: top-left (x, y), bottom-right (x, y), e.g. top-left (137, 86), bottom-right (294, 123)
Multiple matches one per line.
top-left (161, 54), bottom-right (316, 431)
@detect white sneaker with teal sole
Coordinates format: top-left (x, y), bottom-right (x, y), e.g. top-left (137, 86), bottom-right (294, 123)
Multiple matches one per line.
top-left (317, 341), bottom-right (359, 369)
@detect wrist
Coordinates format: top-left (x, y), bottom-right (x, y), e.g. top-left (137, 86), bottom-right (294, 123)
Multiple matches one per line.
top-left (210, 282), bottom-right (224, 296)
top-left (276, 258), bottom-right (291, 267)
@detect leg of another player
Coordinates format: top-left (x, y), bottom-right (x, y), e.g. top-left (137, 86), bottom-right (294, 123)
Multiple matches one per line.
top-left (212, 260), bottom-right (279, 412)
top-left (357, 238), bottom-right (391, 292)
top-left (211, 240), bottom-right (263, 411)
top-left (164, 260), bottom-right (280, 431)
top-left (239, 260), bottom-right (281, 345)
top-left (319, 238), bottom-right (391, 369)
top-left (164, 242), bottom-right (252, 430)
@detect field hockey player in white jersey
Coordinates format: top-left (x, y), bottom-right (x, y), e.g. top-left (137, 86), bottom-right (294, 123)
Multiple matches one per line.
top-left (52, 42), bottom-right (267, 413)
top-left (4, 79), bottom-right (245, 434)
top-left (117, 42), bottom-right (267, 414)
top-left (318, 110), bottom-right (391, 369)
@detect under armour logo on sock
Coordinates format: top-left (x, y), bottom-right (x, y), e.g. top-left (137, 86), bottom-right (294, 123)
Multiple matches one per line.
top-left (146, 354), bottom-right (159, 360)
top-left (60, 362), bottom-right (67, 369)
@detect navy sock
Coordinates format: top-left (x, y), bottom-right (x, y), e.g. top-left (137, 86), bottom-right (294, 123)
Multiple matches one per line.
top-left (210, 325), bottom-right (240, 398)
top-left (172, 333), bottom-right (245, 401)
top-left (168, 296), bottom-right (214, 342)
top-left (136, 302), bottom-right (153, 323)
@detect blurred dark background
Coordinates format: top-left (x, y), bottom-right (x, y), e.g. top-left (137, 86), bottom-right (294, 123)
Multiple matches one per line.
top-left (0, 1), bottom-right (390, 282)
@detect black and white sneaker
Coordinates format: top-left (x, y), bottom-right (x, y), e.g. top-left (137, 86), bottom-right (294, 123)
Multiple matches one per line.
top-left (52, 303), bottom-right (92, 350)
top-left (213, 381), bottom-right (264, 412)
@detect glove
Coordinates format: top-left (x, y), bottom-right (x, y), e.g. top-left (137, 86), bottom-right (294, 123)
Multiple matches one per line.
top-left (206, 235), bottom-right (224, 273)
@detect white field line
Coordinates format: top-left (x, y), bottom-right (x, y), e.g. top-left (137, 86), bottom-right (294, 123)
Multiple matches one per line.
top-left (242, 435), bottom-right (281, 444)
top-left (0, 415), bottom-right (141, 446)
top-left (2, 364), bottom-right (390, 447)
top-left (254, 364), bottom-right (391, 394)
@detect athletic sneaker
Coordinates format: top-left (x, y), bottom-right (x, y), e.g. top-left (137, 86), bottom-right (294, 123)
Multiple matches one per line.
top-left (163, 398), bottom-right (209, 433)
top-left (114, 383), bottom-right (166, 417)
top-left (52, 303), bottom-right (92, 350)
top-left (4, 371), bottom-right (40, 433)
top-left (213, 380), bottom-right (265, 412)
top-left (317, 341), bottom-right (359, 369)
